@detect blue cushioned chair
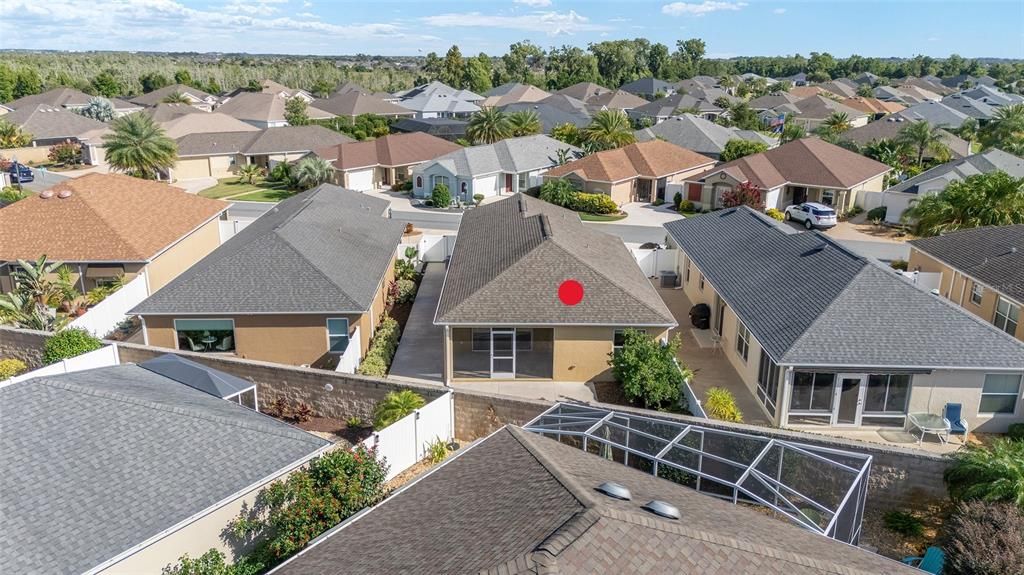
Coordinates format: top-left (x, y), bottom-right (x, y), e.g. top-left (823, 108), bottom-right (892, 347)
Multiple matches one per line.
top-left (943, 403), bottom-right (969, 444)
top-left (902, 546), bottom-right (944, 574)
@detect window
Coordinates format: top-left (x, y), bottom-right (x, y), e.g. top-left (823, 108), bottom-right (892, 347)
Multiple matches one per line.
top-left (735, 321), bottom-right (750, 362)
top-left (518, 172), bottom-right (529, 191)
top-left (789, 371), bottom-right (836, 412)
top-left (970, 282), bottom-right (984, 305)
top-left (756, 351), bottom-right (780, 417)
top-left (980, 373), bottom-right (1021, 414)
top-left (993, 297), bottom-right (1020, 336)
top-left (432, 175), bottom-right (449, 189)
top-left (613, 329), bottom-right (646, 350)
top-left (326, 318), bottom-right (349, 353)
top-left (516, 329), bottom-right (532, 351)
top-left (416, 176), bottom-right (422, 188)
top-left (683, 256), bottom-right (691, 283)
top-left (174, 319), bottom-right (235, 354)
top-left (699, 274), bottom-right (705, 291)
top-left (821, 189), bottom-right (835, 206)
top-left (461, 181), bottom-right (467, 195)
top-left (94, 277), bottom-right (119, 288)
top-left (471, 329), bottom-right (490, 352)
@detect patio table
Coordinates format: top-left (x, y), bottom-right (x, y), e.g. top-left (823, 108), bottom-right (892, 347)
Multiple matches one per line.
top-left (200, 336), bottom-right (218, 350)
top-left (907, 413), bottom-right (950, 445)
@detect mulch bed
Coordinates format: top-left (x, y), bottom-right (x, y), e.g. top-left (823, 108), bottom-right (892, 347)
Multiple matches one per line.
top-left (859, 502), bottom-right (951, 560)
top-left (592, 381), bottom-right (693, 416)
top-left (387, 271), bottom-right (423, 335)
top-left (291, 416), bottom-right (373, 445)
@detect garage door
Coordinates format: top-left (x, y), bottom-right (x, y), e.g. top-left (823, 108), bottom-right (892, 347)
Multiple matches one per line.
top-left (346, 168), bottom-right (375, 191)
top-left (174, 158), bottom-right (213, 180)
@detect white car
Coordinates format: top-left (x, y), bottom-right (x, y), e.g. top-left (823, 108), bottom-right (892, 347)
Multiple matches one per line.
top-left (785, 202), bottom-right (837, 229)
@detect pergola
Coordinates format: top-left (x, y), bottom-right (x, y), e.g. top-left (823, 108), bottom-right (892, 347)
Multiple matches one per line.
top-left (524, 403), bottom-right (872, 545)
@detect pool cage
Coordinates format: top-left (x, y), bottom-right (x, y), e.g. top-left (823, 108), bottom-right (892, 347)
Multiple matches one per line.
top-left (524, 403), bottom-right (872, 545)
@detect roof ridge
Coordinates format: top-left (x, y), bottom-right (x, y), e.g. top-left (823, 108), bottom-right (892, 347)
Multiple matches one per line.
top-left (506, 426), bottom-right (600, 508)
top-left (34, 376), bottom-right (325, 447)
top-left (53, 178), bottom-right (149, 257)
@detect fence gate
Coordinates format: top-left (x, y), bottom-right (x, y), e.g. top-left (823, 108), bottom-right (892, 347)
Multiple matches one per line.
top-left (418, 235), bottom-right (457, 263)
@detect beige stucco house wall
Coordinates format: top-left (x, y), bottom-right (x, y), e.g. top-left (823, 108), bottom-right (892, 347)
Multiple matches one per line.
top-left (696, 172), bottom-right (886, 213)
top-left (553, 325), bottom-right (670, 382)
top-left (909, 248), bottom-right (1024, 342)
top-left (174, 155), bottom-right (240, 180)
top-left (146, 218), bottom-right (223, 293)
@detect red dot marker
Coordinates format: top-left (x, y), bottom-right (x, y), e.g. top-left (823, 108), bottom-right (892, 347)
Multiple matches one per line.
top-left (558, 280), bottom-right (584, 306)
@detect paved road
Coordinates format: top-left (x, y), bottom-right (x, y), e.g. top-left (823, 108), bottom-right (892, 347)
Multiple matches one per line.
top-left (13, 168), bottom-right (70, 192)
top-left (388, 263), bottom-right (446, 384)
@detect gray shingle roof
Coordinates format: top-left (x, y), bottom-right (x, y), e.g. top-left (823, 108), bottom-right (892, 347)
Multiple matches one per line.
top-left (175, 125), bottom-right (353, 157)
top-left (619, 77), bottom-right (675, 96)
top-left (435, 194), bottom-right (675, 326)
top-left (897, 101), bottom-right (970, 129)
top-left (139, 353), bottom-right (255, 398)
top-left (664, 207), bottom-right (1024, 368)
top-left (394, 81), bottom-right (482, 115)
top-left (635, 113), bottom-right (777, 159)
top-left (416, 134), bottom-right (581, 179)
top-left (910, 224), bottom-right (1024, 304)
top-left (3, 104), bottom-right (109, 140)
top-left (841, 115), bottom-right (970, 159)
top-left (132, 185), bottom-right (404, 315)
top-left (887, 149), bottom-right (1024, 194)
top-left (0, 363), bottom-right (327, 575)
top-left (501, 100), bottom-right (592, 132)
top-left (630, 93), bottom-right (722, 118)
top-left (4, 87), bottom-right (140, 112)
top-left (129, 84), bottom-right (217, 107)
top-left (941, 94), bottom-right (997, 119)
top-left (272, 426), bottom-right (916, 575)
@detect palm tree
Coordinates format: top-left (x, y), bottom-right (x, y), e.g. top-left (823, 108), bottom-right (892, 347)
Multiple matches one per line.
top-left (904, 171), bottom-right (1024, 236)
top-left (779, 118), bottom-right (805, 144)
top-left (0, 292), bottom-right (66, 331)
top-left (0, 119), bottom-right (32, 148)
top-left (11, 256), bottom-right (65, 306)
top-left (896, 120), bottom-right (948, 167)
top-left (863, 138), bottom-right (910, 184)
top-left (161, 91), bottom-right (191, 104)
top-left (981, 103), bottom-right (1024, 152)
top-left (584, 109), bottom-right (636, 151)
top-left (507, 109), bottom-right (542, 137)
top-left (237, 163), bottom-right (264, 184)
top-left (293, 156), bottom-right (334, 190)
top-left (944, 439), bottom-right (1024, 508)
top-left (956, 117), bottom-right (979, 151)
top-left (822, 112), bottom-right (852, 135)
top-left (467, 107), bottom-right (511, 144)
top-left (373, 389), bottom-right (425, 429)
top-left (102, 113), bottom-right (177, 179)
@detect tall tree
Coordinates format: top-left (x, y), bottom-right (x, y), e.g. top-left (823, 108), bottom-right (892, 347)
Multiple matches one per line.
top-left (284, 97), bottom-right (310, 126)
top-left (501, 41), bottom-right (543, 85)
top-left (173, 69), bottom-right (193, 86)
top-left (441, 45), bottom-right (465, 88)
top-left (720, 139), bottom-right (768, 162)
top-left (583, 109), bottom-right (635, 151)
top-left (545, 45), bottom-right (599, 89)
top-left (856, 83), bottom-right (875, 97)
top-left (462, 53), bottom-right (493, 94)
top-left (13, 68), bottom-right (42, 99)
top-left (672, 38), bottom-right (706, 79)
top-left (647, 43), bottom-right (671, 80)
top-left (0, 63), bottom-right (16, 102)
top-left (421, 52), bottom-right (443, 83)
top-left (981, 103), bottom-right (1024, 154)
top-left (897, 120), bottom-right (948, 167)
top-left (102, 113), bottom-right (177, 179)
top-left (90, 70), bottom-right (122, 98)
top-left (139, 72), bottom-right (169, 93)
top-left (904, 171), bottom-right (1024, 236)
top-left (467, 107), bottom-right (511, 144)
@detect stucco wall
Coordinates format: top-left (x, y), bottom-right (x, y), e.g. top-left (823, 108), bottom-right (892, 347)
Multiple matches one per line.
top-left (908, 369), bottom-right (1024, 433)
top-left (553, 325), bottom-right (670, 382)
top-left (146, 217), bottom-right (223, 293)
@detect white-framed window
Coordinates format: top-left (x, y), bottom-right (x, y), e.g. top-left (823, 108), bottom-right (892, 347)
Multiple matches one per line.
top-left (431, 175), bottom-right (450, 190)
top-left (326, 318), bottom-right (350, 353)
top-left (821, 189), bottom-right (835, 206)
top-left (756, 351), bottom-right (780, 417)
top-left (613, 329), bottom-right (647, 351)
top-left (518, 172), bottom-right (529, 191)
top-left (993, 297), bottom-right (1020, 336)
top-left (980, 373), bottom-right (1021, 414)
top-left (683, 256), bottom-right (691, 283)
top-left (699, 274), bottom-right (705, 291)
top-left (970, 282), bottom-right (984, 305)
top-left (515, 328), bottom-right (532, 351)
top-left (174, 318), bottom-right (235, 353)
top-left (735, 321), bottom-right (750, 361)
top-left (471, 329), bottom-right (490, 352)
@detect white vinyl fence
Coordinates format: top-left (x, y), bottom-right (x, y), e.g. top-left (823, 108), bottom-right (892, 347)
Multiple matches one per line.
top-left (414, 235), bottom-right (458, 263)
top-left (631, 248), bottom-right (677, 279)
top-left (360, 391), bottom-right (454, 480)
top-left (899, 270), bottom-right (942, 292)
top-left (67, 274), bottom-right (149, 338)
top-left (334, 326), bottom-right (362, 374)
top-left (219, 219), bottom-right (253, 243)
top-left (2, 345), bottom-right (120, 386)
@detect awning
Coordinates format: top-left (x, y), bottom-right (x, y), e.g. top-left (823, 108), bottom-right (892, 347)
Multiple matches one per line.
top-left (85, 265), bottom-right (124, 278)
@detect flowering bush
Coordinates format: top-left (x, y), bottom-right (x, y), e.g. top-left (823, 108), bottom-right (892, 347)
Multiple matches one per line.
top-left (721, 181), bottom-right (764, 210)
top-left (48, 140), bottom-right (82, 166)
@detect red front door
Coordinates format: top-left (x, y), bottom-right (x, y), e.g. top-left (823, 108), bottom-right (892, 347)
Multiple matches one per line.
top-left (505, 173), bottom-right (513, 193)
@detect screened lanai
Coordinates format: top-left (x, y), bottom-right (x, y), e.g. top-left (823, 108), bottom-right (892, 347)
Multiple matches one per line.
top-left (524, 403), bottom-right (872, 545)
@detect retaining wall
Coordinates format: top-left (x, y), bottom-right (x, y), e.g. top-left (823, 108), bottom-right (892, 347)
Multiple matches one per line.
top-left (0, 326), bottom-right (50, 369)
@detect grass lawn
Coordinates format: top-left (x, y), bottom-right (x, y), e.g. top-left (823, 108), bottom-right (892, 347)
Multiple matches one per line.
top-left (198, 178), bottom-right (290, 200)
top-left (231, 188), bottom-right (296, 202)
top-left (579, 212), bottom-right (628, 222)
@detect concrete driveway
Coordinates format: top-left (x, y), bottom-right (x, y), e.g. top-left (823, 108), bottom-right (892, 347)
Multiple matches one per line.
top-left (174, 177), bottom-right (217, 194)
top-left (389, 263), bottom-right (446, 384)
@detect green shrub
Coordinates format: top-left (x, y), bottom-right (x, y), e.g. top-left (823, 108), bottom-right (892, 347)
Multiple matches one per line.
top-left (346, 415), bottom-right (364, 428)
top-left (357, 316), bottom-right (400, 376)
top-left (609, 330), bottom-right (684, 410)
top-left (0, 358), bottom-right (27, 379)
top-left (883, 510), bottom-right (924, 537)
top-left (846, 205), bottom-right (864, 217)
top-left (538, 178), bottom-right (576, 207)
top-left (765, 208), bottom-right (785, 221)
top-left (945, 438), bottom-right (1024, 506)
top-left (704, 387), bottom-right (743, 422)
top-left (395, 279), bottom-right (417, 304)
top-left (431, 183), bottom-right (451, 208)
top-left (678, 199), bottom-right (695, 214)
top-left (571, 191), bottom-right (618, 214)
top-left (673, 191), bottom-right (683, 210)
top-left (472, 193), bottom-right (484, 206)
top-left (425, 437), bottom-right (449, 464)
top-left (890, 259), bottom-right (909, 271)
top-left (1008, 423), bottom-right (1024, 441)
top-left (373, 389), bottom-right (426, 429)
top-left (943, 500), bottom-right (1024, 575)
top-left (42, 328), bottom-right (102, 364)
top-left (357, 354), bottom-right (387, 376)
top-left (0, 186), bottom-right (28, 204)
top-left (866, 205), bottom-right (887, 221)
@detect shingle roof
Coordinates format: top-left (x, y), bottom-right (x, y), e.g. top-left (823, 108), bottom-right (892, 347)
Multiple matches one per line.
top-left (3, 104), bottom-right (109, 140)
top-left (941, 94), bottom-right (997, 120)
top-left (138, 353), bottom-right (255, 398)
top-left (748, 92), bottom-right (800, 110)
top-left (586, 89), bottom-right (649, 111)
top-left (501, 99), bottom-right (592, 132)
top-left (314, 132), bottom-right (460, 170)
top-left (630, 92), bottom-right (722, 118)
top-left (435, 194), bottom-right (675, 326)
top-left (910, 225), bottom-right (1024, 303)
top-left (699, 138), bottom-right (889, 190)
top-left (130, 84), bottom-right (217, 107)
top-left (483, 83), bottom-right (552, 107)
top-left (546, 140), bottom-right (715, 183)
top-left (394, 81), bottom-right (483, 115)
top-left (132, 184), bottom-right (404, 315)
top-left (390, 117), bottom-right (468, 139)
top-left (0, 173), bottom-right (227, 262)
top-left (4, 87), bottom-right (140, 111)
top-left (160, 111), bottom-right (260, 139)
top-left (216, 92), bottom-right (334, 124)
top-left (554, 81), bottom-right (610, 103)
top-left (273, 426), bottom-right (916, 575)
top-left (841, 115), bottom-right (970, 159)
top-left (785, 95), bottom-right (868, 121)
top-left (839, 97), bottom-right (906, 116)
top-left (313, 91), bottom-right (415, 117)
top-left (819, 81), bottom-right (857, 98)
top-left (0, 363), bottom-right (327, 575)
top-left (142, 102), bottom-right (207, 122)
top-left (897, 101), bottom-right (970, 129)
top-left (887, 149), bottom-right (1024, 194)
top-left (175, 125), bottom-right (352, 157)
top-left (416, 134), bottom-right (580, 179)
top-left (619, 77), bottom-right (675, 96)
top-left (635, 113), bottom-right (777, 158)
top-left (664, 207), bottom-right (1024, 368)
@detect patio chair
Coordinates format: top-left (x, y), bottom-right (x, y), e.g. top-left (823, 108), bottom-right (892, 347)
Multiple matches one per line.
top-left (185, 337), bottom-right (205, 352)
top-left (943, 403), bottom-right (969, 444)
top-left (215, 335), bottom-right (234, 352)
top-left (902, 546), bottom-right (944, 574)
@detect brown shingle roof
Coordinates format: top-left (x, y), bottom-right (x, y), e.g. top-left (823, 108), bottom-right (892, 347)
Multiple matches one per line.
top-left (840, 97), bottom-right (906, 116)
top-left (546, 140), bottom-right (715, 183)
top-left (701, 138), bottom-right (890, 190)
top-left (312, 91), bottom-right (414, 118)
top-left (314, 132), bottom-right (460, 170)
top-left (216, 92), bottom-right (334, 124)
top-left (0, 173), bottom-right (227, 262)
top-left (587, 89), bottom-right (649, 110)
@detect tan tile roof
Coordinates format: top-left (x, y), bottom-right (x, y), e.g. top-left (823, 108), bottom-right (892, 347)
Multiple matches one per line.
top-left (482, 83), bottom-right (552, 107)
top-left (0, 173), bottom-right (227, 262)
top-left (788, 86), bottom-right (830, 99)
top-left (840, 97), bottom-right (906, 116)
top-left (159, 112), bottom-right (259, 139)
top-left (216, 92), bottom-right (334, 124)
top-left (702, 138), bottom-right (890, 190)
top-left (546, 140), bottom-right (715, 183)
top-left (314, 132), bottom-right (460, 170)
top-left (554, 82), bottom-right (611, 103)
top-left (587, 89), bottom-right (649, 110)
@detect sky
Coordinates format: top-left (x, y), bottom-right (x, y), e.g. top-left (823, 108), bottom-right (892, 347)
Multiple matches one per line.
top-left (0, 0), bottom-right (1021, 59)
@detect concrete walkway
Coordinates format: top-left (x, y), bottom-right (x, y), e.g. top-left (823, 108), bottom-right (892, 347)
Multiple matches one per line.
top-left (455, 380), bottom-right (596, 403)
top-left (389, 263), bottom-right (446, 384)
top-left (174, 177), bottom-right (218, 194)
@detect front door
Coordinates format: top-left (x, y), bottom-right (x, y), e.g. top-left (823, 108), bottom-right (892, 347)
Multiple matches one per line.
top-left (792, 186), bottom-right (807, 205)
top-left (490, 328), bottom-right (515, 379)
top-left (832, 374), bottom-right (866, 426)
top-left (713, 294), bottom-right (726, 335)
top-left (635, 179), bottom-right (652, 202)
top-left (504, 173), bottom-right (513, 194)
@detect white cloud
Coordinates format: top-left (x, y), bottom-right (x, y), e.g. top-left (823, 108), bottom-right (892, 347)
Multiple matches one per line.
top-left (302, 0), bottom-right (312, 6)
top-left (222, 0), bottom-right (286, 17)
top-left (661, 1), bottom-right (747, 16)
top-left (296, 11), bottom-right (318, 18)
top-left (772, 7), bottom-right (786, 14)
top-left (513, 0), bottom-right (552, 6)
top-left (421, 10), bottom-right (610, 36)
top-left (608, 17), bottom-right (631, 22)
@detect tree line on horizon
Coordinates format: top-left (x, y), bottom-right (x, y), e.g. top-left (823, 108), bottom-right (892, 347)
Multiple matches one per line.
top-left (2, 39), bottom-right (1023, 104)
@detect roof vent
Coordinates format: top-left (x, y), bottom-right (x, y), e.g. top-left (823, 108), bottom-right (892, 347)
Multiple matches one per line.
top-left (39, 190), bottom-right (54, 199)
top-left (596, 482), bottom-right (632, 500)
top-left (642, 500), bottom-right (681, 520)
top-left (1011, 247), bottom-right (1019, 254)
top-left (930, 288), bottom-right (941, 296)
top-left (57, 189), bottom-right (72, 199)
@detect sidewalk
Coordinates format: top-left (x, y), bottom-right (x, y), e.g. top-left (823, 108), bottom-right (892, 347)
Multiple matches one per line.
top-left (587, 201), bottom-right (685, 228)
